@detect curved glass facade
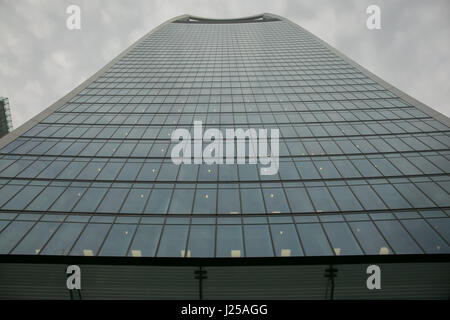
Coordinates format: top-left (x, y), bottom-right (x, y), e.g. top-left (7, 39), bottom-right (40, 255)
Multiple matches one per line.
top-left (0, 14), bottom-right (449, 258)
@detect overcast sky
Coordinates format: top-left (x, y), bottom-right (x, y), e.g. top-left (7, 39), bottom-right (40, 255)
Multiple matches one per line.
top-left (0, 0), bottom-right (449, 128)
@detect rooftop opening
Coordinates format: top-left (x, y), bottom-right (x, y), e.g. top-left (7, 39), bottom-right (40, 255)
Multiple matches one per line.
top-left (174, 14), bottom-right (280, 24)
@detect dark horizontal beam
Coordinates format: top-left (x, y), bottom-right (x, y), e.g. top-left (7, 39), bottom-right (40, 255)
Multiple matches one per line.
top-left (1, 253), bottom-right (449, 267)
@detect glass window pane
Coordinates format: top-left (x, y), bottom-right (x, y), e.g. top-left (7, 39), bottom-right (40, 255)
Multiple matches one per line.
top-left (278, 161), bottom-right (300, 180)
top-left (349, 221), bottom-right (392, 255)
top-left (238, 164), bottom-right (259, 180)
top-left (352, 141), bottom-right (376, 153)
top-left (263, 188), bottom-right (290, 214)
top-left (96, 188), bottom-right (129, 213)
top-left (95, 142), bottom-right (119, 157)
top-left (128, 225), bottom-right (162, 257)
top-left (57, 161), bottom-right (87, 179)
top-left (285, 188), bottom-right (314, 213)
top-left (0, 220), bottom-right (9, 232)
top-left (187, 225), bottom-right (215, 257)
top-left (114, 143), bottom-right (136, 157)
top-left (63, 142), bottom-right (88, 156)
top-left (157, 225), bottom-right (188, 257)
top-left (401, 219), bottom-right (450, 254)
top-left (351, 159), bottom-right (380, 177)
top-left (314, 160), bottom-right (340, 179)
top-left (96, 162), bottom-right (124, 180)
top-left (426, 155), bottom-right (450, 172)
top-left (295, 161), bottom-right (320, 179)
top-left (240, 188), bottom-right (265, 214)
top-left (168, 189), bottom-right (194, 214)
top-left (303, 141), bottom-right (324, 155)
top-left (244, 224), bottom-right (274, 257)
top-left (16, 161), bottom-right (49, 178)
top-left (407, 156), bottom-right (442, 174)
top-left (25, 186), bottom-right (65, 211)
top-left (329, 186), bottom-right (363, 211)
top-left (73, 188), bottom-right (108, 212)
top-left (131, 143), bottom-right (151, 157)
top-left (369, 158), bottom-right (401, 176)
top-left (177, 164), bottom-right (199, 181)
top-left (393, 183), bottom-right (435, 208)
top-left (323, 222), bottom-right (363, 255)
top-left (99, 224), bottom-right (137, 256)
top-left (136, 162), bottom-right (160, 181)
top-left (144, 188), bottom-right (172, 214)
top-left (388, 158), bottom-right (421, 175)
top-left (37, 161), bottom-right (69, 179)
top-left (0, 160), bottom-right (33, 178)
top-left (117, 162), bottom-right (143, 180)
top-left (49, 187), bottom-right (86, 212)
top-left (372, 184), bottom-right (411, 209)
top-left (350, 185), bottom-right (387, 210)
top-left (77, 161), bottom-right (105, 180)
top-left (193, 189), bottom-right (217, 214)
top-left (296, 223), bottom-right (332, 256)
top-left (120, 188), bottom-right (151, 214)
top-left (0, 159), bottom-right (14, 172)
top-left (320, 140), bottom-right (342, 154)
top-left (219, 165), bottom-right (238, 181)
top-left (415, 182), bottom-right (450, 207)
top-left (336, 140), bottom-right (359, 153)
top-left (218, 189), bottom-right (240, 214)
top-left (307, 187), bottom-right (338, 212)
top-left (2, 186), bottom-right (45, 210)
top-left (0, 221), bottom-right (35, 254)
top-left (12, 222), bottom-right (60, 255)
top-left (216, 225), bottom-right (244, 257)
top-left (70, 223), bottom-right (111, 256)
top-left (41, 223), bottom-right (85, 255)
top-left (375, 220), bottom-right (422, 254)
top-left (156, 163), bottom-right (179, 181)
top-left (426, 218), bottom-right (450, 243)
top-left (333, 160), bottom-right (361, 178)
top-left (198, 164), bottom-right (217, 181)
top-left (270, 224), bottom-right (303, 257)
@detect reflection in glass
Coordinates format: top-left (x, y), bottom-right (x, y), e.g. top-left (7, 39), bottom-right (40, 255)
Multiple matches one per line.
top-left (349, 221), bottom-right (391, 255)
top-left (128, 225), bottom-right (162, 257)
top-left (99, 224), bottom-right (137, 256)
top-left (376, 220), bottom-right (422, 254)
top-left (322, 222), bottom-right (362, 255)
top-left (70, 223), bottom-right (111, 256)
top-left (157, 225), bottom-right (188, 257)
top-left (296, 223), bottom-right (332, 256)
top-left (244, 224), bottom-right (274, 257)
top-left (13, 222), bottom-right (60, 255)
top-left (0, 221), bottom-right (35, 254)
top-left (216, 225), bottom-right (243, 257)
top-left (270, 224), bottom-right (303, 256)
top-left (41, 222), bottom-right (85, 255)
top-left (187, 225), bottom-right (215, 257)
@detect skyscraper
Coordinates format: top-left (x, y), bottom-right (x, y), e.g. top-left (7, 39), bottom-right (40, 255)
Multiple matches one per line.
top-left (0, 14), bottom-right (449, 299)
top-left (0, 97), bottom-right (13, 139)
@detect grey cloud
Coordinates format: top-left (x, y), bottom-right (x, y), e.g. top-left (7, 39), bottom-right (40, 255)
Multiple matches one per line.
top-left (0, 0), bottom-right (449, 128)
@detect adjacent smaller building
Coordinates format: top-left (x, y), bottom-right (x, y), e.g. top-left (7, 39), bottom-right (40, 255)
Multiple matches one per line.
top-left (0, 98), bottom-right (13, 138)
